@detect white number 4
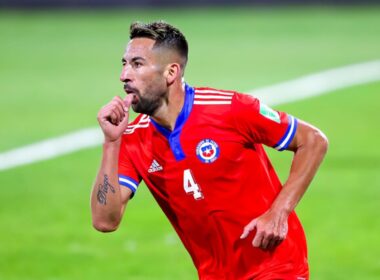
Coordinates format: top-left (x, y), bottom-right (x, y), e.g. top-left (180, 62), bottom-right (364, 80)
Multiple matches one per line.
top-left (183, 169), bottom-right (204, 200)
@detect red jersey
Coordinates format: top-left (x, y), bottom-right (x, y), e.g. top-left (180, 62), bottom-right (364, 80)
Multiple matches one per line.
top-left (118, 84), bottom-right (309, 280)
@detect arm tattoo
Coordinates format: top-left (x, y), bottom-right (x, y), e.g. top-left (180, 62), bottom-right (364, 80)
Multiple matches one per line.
top-left (97, 174), bottom-right (116, 205)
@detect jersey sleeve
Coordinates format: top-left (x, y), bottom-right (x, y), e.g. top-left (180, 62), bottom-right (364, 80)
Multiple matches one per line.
top-left (118, 136), bottom-right (142, 197)
top-left (231, 93), bottom-right (298, 151)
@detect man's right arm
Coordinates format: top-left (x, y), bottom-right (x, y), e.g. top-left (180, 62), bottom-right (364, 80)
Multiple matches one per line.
top-left (91, 95), bottom-right (133, 232)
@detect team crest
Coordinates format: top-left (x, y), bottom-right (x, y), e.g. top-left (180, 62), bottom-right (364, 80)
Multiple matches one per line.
top-left (196, 139), bottom-right (220, 163)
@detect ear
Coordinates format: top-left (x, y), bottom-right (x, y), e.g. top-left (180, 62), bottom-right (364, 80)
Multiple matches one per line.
top-left (165, 63), bottom-right (181, 85)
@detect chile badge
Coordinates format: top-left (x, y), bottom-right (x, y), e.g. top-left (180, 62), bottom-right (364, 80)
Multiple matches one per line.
top-left (196, 139), bottom-right (220, 163)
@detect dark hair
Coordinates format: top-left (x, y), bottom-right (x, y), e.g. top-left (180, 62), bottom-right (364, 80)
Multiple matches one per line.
top-left (129, 21), bottom-right (188, 69)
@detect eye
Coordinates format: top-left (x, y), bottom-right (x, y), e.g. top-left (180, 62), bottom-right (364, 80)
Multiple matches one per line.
top-left (134, 61), bottom-right (142, 68)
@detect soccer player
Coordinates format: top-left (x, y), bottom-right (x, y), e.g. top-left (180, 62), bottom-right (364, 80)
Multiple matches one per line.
top-left (91, 21), bottom-right (328, 280)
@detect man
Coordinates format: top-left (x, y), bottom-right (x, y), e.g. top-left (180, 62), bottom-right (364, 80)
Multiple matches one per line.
top-left (91, 21), bottom-right (328, 280)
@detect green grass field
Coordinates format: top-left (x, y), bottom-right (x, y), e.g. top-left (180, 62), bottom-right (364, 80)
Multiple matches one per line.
top-left (0, 6), bottom-right (380, 280)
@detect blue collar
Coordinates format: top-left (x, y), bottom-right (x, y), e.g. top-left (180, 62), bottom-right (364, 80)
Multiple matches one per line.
top-left (150, 84), bottom-right (194, 160)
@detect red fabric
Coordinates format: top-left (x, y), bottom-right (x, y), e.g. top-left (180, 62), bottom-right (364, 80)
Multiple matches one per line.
top-left (118, 87), bottom-right (309, 279)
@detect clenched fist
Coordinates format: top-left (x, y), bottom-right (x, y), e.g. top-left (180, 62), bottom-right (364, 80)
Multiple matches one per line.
top-left (97, 95), bottom-right (133, 143)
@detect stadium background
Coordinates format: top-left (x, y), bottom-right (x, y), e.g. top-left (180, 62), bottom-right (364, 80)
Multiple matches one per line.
top-left (0, 0), bottom-right (379, 279)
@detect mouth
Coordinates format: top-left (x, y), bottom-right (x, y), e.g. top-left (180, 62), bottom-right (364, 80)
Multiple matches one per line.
top-left (124, 84), bottom-right (135, 94)
top-left (123, 84), bottom-right (139, 104)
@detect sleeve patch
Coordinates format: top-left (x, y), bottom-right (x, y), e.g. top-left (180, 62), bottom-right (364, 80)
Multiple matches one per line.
top-left (259, 103), bottom-right (281, 123)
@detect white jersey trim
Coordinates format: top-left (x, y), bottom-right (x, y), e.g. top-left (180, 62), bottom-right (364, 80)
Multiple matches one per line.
top-left (273, 115), bottom-right (297, 151)
top-left (194, 89), bottom-right (234, 105)
top-left (194, 94), bottom-right (232, 100)
top-left (118, 176), bottom-right (139, 192)
top-left (124, 115), bottom-right (150, 134)
top-left (195, 89), bottom-right (234, 96)
top-left (194, 100), bottom-right (232, 105)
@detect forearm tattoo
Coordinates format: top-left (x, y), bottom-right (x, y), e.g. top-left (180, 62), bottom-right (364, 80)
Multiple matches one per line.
top-left (97, 174), bottom-right (116, 205)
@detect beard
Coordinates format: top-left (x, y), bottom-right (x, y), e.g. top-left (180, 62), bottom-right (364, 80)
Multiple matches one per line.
top-left (130, 85), bottom-right (168, 116)
top-left (132, 93), bottom-right (163, 116)
top-left (124, 76), bottom-right (168, 116)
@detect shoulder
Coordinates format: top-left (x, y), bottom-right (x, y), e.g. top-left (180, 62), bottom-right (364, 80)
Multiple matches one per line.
top-left (123, 114), bottom-right (151, 136)
top-left (193, 87), bottom-right (236, 106)
top-left (193, 86), bottom-right (260, 112)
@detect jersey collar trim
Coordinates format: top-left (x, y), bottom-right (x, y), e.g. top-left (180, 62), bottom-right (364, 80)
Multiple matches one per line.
top-left (150, 83), bottom-right (195, 160)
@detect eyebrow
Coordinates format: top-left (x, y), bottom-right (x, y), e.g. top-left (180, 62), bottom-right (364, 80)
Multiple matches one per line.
top-left (121, 56), bottom-right (146, 63)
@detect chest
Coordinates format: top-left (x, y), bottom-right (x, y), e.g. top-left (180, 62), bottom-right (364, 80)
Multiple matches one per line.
top-left (135, 119), bottom-right (262, 203)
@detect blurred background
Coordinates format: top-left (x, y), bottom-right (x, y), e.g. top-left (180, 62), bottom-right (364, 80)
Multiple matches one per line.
top-left (0, 0), bottom-right (379, 279)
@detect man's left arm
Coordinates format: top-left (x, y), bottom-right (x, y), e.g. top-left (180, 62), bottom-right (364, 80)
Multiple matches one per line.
top-left (240, 119), bottom-right (328, 250)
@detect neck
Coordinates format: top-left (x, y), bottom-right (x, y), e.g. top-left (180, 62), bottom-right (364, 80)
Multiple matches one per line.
top-left (151, 81), bottom-right (185, 131)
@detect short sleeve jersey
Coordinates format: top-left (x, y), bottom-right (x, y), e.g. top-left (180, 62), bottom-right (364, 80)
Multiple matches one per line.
top-left (118, 84), bottom-right (309, 280)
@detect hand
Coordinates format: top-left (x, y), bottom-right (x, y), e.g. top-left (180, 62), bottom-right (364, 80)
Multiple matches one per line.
top-left (240, 209), bottom-right (289, 251)
top-left (97, 95), bottom-right (133, 142)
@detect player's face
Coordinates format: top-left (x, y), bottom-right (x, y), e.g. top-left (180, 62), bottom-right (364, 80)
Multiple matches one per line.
top-left (120, 38), bottom-right (168, 116)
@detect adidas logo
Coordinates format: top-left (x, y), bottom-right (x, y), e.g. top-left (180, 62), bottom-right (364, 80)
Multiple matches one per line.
top-left (148, 159), bottom-right (163, 173)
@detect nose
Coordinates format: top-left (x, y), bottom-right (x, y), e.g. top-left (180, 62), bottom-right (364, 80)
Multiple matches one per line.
top-left (120, 63), bottom-right (132, 83)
